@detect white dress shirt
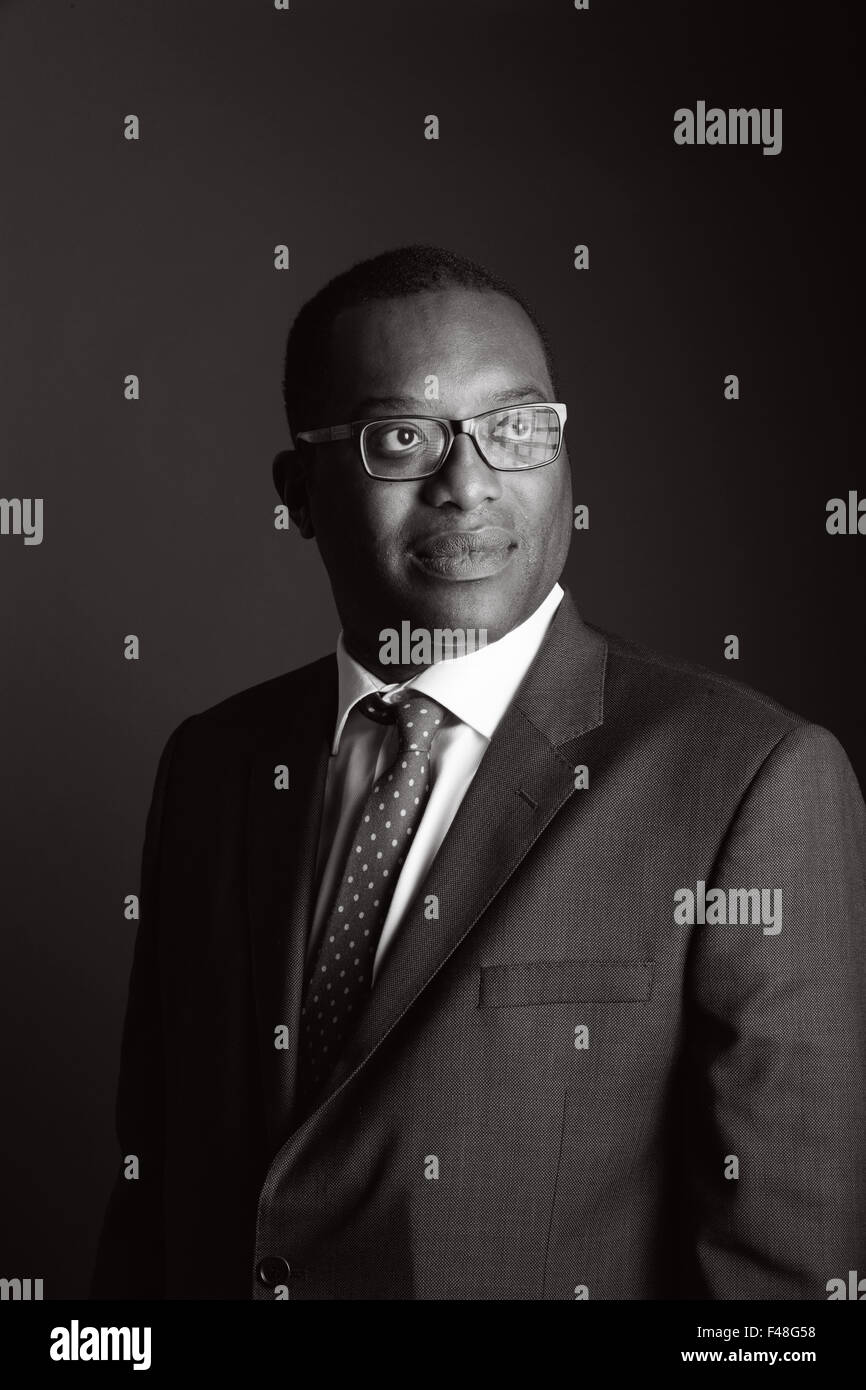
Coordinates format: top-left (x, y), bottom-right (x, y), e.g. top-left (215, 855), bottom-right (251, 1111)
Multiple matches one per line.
top-left (308, 582), bottom-right (565, 984)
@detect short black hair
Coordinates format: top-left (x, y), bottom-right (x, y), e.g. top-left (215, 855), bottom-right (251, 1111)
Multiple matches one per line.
top-left (281, 243), bottom-right (560, 439)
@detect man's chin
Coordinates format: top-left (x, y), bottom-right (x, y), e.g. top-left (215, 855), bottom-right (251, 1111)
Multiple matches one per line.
top-left (392, 579), bottom-right (523, 645)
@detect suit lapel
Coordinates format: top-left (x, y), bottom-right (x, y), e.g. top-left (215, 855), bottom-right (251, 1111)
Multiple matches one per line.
top-left (305, 590), bottom-right (608, 1126)
top-left (245, 658), bottom-right (335, 1145)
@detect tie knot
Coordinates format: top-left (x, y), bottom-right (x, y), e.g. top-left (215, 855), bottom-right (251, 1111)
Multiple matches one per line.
top-left (357, 691), bottom-right (446, 749)
top-left (393, 694), bottom-right (446, 751)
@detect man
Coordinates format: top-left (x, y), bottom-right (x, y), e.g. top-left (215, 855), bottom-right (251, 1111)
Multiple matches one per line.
top-left (91, 244), bottom-right (866, 1300)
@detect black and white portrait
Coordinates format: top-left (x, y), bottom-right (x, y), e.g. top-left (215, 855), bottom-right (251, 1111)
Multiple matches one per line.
top-left (1, 0), bottom-right (863, 1343)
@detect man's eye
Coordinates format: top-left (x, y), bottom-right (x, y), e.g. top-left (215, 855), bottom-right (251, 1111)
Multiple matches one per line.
top-left (378, 425), bottom-right (422, 453)
top-left (495, 411), bottom-right (533, 440)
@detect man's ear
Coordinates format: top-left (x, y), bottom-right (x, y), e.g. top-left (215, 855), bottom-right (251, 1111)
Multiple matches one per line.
top-left (272, 448), bottom-right (315, 538)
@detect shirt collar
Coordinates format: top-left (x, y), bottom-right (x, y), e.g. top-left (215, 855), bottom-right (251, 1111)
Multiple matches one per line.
top-left (329, 582), bottom-right (565, 754)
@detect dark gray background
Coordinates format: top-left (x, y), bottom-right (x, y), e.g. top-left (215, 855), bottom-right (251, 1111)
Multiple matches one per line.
top-left (0, 0), bottom-right (862, 1297)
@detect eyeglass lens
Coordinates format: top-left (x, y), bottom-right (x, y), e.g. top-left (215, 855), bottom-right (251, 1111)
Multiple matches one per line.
top-left (362, 406), bottom-right (561, 478)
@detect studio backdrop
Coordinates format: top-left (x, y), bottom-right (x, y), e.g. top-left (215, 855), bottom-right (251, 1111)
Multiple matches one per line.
top-left (0, 0), bottom-right (862, 1298)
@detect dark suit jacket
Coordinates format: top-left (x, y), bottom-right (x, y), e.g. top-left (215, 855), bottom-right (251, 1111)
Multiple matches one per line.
top-left (91, 588), bottom-right (866, 1299)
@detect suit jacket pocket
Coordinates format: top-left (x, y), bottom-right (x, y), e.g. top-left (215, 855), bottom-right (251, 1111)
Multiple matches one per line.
top-left (478, 958), bottom-right (654, 1006)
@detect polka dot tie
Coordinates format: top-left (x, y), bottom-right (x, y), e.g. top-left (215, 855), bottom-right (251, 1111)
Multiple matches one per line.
top-left (294, 692), bottom-right (447, 1114)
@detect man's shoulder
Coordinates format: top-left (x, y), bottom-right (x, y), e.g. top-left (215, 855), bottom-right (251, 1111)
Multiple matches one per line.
top-left (170, 651), bottom-right (335, 749)
top-left (589, 621), bottom-right (809, 745)
top-left (580, 623), bottom-right (861, 802)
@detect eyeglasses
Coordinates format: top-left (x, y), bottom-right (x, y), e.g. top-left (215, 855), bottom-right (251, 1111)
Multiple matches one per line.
top-left (294, 402), bottom-right (568, 480)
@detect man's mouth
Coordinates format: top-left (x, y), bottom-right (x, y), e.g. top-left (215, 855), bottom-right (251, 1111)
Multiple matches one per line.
top-left (410, 527), bottom-right (517, 579)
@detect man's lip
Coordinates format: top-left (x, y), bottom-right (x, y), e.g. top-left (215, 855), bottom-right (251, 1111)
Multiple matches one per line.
top-left (412, 527), bottom-right (517, 559)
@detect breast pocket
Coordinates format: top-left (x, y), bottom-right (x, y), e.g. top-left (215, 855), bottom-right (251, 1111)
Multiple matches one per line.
top-left (478, 958), bottom-right (654, 1006)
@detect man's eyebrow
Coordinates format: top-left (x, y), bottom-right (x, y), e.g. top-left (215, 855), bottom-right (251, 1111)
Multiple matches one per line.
top-left (487, 385), bottom-right (549, 404)
top-left (348, 385), bottom-right (549, 418)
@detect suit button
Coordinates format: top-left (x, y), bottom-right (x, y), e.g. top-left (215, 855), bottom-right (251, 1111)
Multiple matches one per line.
top-left (257, 1256), bottom-right (290, 1286)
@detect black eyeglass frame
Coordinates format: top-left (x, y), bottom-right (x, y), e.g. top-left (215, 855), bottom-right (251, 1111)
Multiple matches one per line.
top-left (294, 401), bottom-right (568, 479)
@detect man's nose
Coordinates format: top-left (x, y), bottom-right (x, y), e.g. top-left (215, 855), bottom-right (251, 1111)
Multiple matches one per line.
top-left (422, 433), bottom-right (504, 509)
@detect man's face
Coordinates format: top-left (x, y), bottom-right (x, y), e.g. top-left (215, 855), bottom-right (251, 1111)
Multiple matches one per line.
top-left (300, 287), bottom-right (573, 677)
